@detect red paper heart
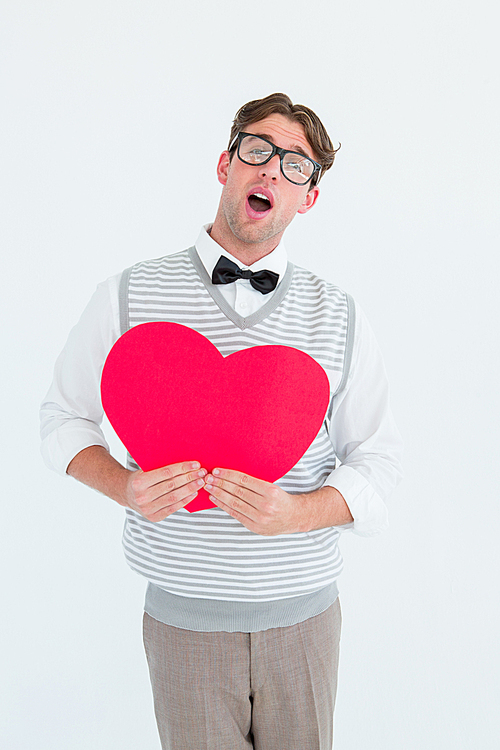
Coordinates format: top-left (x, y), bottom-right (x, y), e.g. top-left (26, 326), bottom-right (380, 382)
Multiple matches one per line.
top-left (101, 322), bottom-right (330, 512)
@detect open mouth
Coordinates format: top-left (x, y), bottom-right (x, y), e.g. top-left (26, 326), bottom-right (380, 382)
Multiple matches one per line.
top-left (247, 192), bottom-right (272, 212)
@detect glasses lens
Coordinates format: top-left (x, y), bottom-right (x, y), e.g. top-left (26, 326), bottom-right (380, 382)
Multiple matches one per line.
top-left (282, 153), bottom-right (315, 184)
top-left (238, 135), bottom-right (273, 164)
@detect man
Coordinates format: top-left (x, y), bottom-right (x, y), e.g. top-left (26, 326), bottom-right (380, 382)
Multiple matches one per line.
top-left (40, 93), bottom-right (403, 750)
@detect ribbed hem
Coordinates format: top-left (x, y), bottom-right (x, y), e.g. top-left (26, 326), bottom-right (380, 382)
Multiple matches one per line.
top-left (144, 581), bottom-right (339, 633)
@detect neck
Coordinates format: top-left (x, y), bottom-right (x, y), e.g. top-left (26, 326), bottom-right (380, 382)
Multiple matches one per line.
top-left (209, 212), bottom-right (283, 267)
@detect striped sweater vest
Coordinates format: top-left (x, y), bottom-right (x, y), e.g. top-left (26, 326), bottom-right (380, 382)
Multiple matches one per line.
top-left (118, 246), bottom-right (355, 610)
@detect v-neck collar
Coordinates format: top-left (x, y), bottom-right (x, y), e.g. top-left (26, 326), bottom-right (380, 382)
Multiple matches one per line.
top-left (187, 246), bottom-right (295, 331)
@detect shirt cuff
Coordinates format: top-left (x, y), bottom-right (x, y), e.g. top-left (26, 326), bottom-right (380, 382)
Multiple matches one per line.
top-left (40, 419), bottom-right (110, 477)
top-left (323, 464), bottom-right (389, 537)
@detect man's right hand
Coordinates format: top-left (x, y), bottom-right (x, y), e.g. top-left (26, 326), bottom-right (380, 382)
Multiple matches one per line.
top-left (67, 446), bottom-right (206, 522)
top-left (124, 462), bottom-right (207, 522)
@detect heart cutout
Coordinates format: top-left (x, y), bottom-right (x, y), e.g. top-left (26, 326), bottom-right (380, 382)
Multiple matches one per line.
top-left (101, 322), bottom-right (330, 512)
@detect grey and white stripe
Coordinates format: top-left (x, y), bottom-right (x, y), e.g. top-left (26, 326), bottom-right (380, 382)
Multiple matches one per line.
top-left (119, 247), bottom-right (354, 602)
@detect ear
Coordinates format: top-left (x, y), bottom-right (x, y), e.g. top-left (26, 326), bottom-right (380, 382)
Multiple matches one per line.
top-left (217, 151), bottom-right (231, 186)
top-left (297, 185), bottom-right (320, 214)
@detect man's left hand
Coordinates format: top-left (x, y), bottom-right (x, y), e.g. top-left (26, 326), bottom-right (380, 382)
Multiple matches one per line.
top-left (204, 468), bottom-right (305, 536)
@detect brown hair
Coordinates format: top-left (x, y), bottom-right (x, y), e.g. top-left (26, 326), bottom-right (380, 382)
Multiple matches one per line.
top-left (228, 92), bottom-right (340, 187)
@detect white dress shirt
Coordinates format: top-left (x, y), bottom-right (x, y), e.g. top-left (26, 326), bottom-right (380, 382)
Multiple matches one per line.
top-left (40, 226), bottom-right (403, 536)
top-left (197, 223), bottom-right (288, 316)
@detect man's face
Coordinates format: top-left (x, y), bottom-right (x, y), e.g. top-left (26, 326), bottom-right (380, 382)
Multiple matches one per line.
top-left (216, 114), bottom-right (320, 249)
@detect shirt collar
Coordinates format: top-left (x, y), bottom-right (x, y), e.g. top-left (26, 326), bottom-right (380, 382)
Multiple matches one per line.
top-left (195, 223), bottom-right (288, 279)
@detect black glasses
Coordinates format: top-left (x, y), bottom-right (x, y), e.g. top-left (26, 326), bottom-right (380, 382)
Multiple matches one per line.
top-left (229, 132), bottom-right (322, 186)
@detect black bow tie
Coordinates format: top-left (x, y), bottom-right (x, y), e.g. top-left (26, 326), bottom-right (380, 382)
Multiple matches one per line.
top-left (211, 256), bottom-right (279, 295)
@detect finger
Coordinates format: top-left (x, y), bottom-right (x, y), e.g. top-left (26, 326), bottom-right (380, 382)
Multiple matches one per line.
top-left (208, 488), bottom-right (257, 528)
top-left (144, 461), bottom-right (205, 488)
top-left (149, 475), bottom-right (207, 511)
top-left (137, 466), bottom-right (207, 505)
top-left (149, 490), bottom-right (200, 523)
top-left (209, 468), bottom-right (268, 497)
top-left (147, 468), bottom-right (207, 503)
top-left (205, 473), bottom-right (262, 509)
top-left (205, 480), bottom-right (259, 519)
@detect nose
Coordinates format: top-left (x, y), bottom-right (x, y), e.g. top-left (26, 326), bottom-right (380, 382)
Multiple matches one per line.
top-left (258, 154), bottom-right (281, 181)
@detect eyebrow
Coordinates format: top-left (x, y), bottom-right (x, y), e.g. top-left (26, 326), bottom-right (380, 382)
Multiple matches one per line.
top-left (252, 132), bottom-right (312, 160)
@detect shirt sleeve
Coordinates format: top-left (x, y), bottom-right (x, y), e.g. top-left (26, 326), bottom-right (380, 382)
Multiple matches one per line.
top-left (323, 301), bottom-right (403, 536)
top-left (39, 274), bottom-right (122, 476)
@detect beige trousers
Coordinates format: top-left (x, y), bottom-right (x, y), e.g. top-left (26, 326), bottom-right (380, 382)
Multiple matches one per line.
top-left (143, 598), bottom-right (341, 750)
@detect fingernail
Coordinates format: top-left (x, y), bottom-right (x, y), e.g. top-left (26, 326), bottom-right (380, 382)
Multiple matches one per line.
top-left (191, 462), bottom-right (200, 469)
top-left (197, 469), bottom-right (206, 477)
top-left (196, 479), bottom-right (204, 487)
top-left (213, 468), bottom-right (220, 475)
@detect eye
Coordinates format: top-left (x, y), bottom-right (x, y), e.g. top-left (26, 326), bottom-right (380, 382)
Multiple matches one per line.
top-left (248, 147), bottom-right (272, 159)
top-left (283, 153), bottom-right (314, 180)
top-left (286, 161), bottom-right (305, 173)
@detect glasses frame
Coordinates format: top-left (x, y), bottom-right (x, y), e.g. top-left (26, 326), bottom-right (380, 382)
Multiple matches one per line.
top-left (229, 132), bottom-right (322, 186)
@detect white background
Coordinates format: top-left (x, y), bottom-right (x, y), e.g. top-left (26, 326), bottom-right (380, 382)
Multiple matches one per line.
top-left (1, 1), bottom-right (499, 748)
